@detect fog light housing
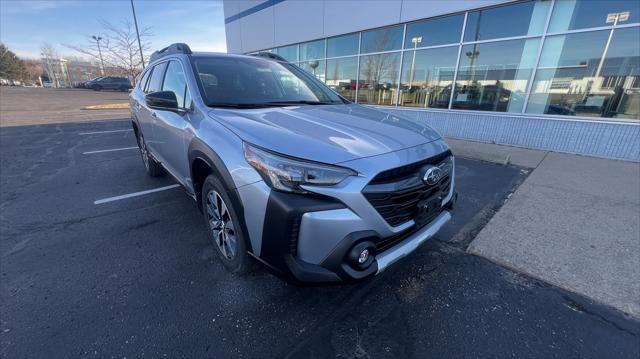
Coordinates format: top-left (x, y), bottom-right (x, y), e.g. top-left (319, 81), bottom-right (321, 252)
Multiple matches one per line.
top-left (348, 241), bottom-right (375, 269)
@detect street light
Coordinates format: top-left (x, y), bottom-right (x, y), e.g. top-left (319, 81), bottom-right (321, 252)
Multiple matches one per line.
top-left (408, 36), bottom-right (422, 90)
top-left (308, 60), bottom-right (319, 77)
top-left (595, 12), bottom-right (629, 78)
top-left (92, 35), bottom-right (105, 76)
top-left (130, 0), bottom-right (145, 69)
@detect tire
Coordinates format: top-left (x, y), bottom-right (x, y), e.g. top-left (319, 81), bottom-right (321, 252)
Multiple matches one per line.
top-left (93, 85), bottom-right (102, 91)
top-left (137, 132), bottom-right (164, 177)
top-left (201, 174), bottom-right (251, 274)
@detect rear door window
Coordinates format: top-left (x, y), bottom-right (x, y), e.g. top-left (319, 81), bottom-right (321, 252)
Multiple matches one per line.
top-left (146, 62), bottom-right (167, 94)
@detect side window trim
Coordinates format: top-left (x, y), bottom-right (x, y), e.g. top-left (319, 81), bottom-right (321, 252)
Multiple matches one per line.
top-left (143, 68), bottom-right (154, 93)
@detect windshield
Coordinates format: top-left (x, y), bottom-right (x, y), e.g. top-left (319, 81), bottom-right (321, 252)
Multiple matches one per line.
top-left (192, 56), bottom-right (345, 108)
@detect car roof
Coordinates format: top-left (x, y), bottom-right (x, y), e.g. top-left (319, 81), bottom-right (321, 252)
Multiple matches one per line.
top-left (149, 52), bottom-right (281, 65)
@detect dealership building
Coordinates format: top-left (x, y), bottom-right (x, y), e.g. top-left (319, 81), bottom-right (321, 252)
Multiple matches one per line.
top-left (223, 0), bottom-right (640, 161)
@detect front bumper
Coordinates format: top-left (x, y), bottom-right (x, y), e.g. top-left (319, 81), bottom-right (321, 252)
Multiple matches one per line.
top-left (276, 206), bottom-right (453, 283)
top-left (236, 141), bottom-right (456, 283)
top-left (246, 186), bottom-right (456, 284)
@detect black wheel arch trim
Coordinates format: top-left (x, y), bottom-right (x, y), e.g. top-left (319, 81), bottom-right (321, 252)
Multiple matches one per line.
top-left (188, 138), bottom-right (254, 254)
top-left (259, 190), bottom-right (380, 283)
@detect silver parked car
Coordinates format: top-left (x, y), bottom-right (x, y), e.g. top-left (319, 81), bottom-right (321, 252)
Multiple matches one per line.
top-left (130, 43), bottom-right (456, 283)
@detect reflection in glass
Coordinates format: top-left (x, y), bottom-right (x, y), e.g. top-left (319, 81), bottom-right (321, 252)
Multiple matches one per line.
top-left (361, 25), bottom-right (403, 53)
top-left (326, 57), bottom-right (358, 101)
top-left (299, 39), bottom-right (325, 61)
top-left (277, 45), bottom-right (298, 62)
top-left (327, 33), bottom-right (359, 58)
top-left (299, 60), bottom-right (326, 82)
top-left (464, 0), bottom-right (550, 42)
top-left (405, 14), bottom-right (464, 48)
top-left (452, 38), bottom-right (540, 112)
top-left (548, 0), bottom-right (639, 32)
top-left (358, 53), bottom-right (400, 105)
top-left (399, 46), bottom-right (458, 108)
top-left (526, 28), bottom-right (640, 120)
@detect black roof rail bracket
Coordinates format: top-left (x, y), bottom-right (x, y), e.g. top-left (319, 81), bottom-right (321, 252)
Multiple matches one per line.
top-left (252, 52), bottom-right (288, 62)
top-left (150, 43), bottom-right (193, 63)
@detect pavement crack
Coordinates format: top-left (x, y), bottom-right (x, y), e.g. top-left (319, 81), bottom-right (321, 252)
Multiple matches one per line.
top-left (561, 295), bottom-right (639, 338)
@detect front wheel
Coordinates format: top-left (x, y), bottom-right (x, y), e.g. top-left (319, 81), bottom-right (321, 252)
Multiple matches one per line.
top-left (137, 132), bottom-right (164, 177)
top-left (92, 85), bottom-right (102, 91)
top-left (202, 175), bottom-right (251, 274)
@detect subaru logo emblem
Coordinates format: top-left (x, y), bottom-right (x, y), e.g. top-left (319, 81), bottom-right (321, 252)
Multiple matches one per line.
top-left (423, 166), bottom-right (443, 185)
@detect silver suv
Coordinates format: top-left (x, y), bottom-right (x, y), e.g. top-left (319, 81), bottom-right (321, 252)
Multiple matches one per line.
top-left (130, 43), bottom-right (456, 283)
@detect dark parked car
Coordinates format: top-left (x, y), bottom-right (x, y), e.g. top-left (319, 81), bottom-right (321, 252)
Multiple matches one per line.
top-left (86, 76), bottom-right (132, 91)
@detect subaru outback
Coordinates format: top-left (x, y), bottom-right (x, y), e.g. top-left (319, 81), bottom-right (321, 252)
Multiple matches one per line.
top-left (130, 43), bottom-right (456, 283)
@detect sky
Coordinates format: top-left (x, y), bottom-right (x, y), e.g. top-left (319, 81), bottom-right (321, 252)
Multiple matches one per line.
top-left (0, 0), bottom-right (227, 59)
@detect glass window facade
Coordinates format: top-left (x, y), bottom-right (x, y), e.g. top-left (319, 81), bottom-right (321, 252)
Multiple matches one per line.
top-left (299, 39), bottom-right (325, 61)
top-left (249, 0), bottom-right (639, 122)
top-left (358, 53), bottom-right (401, 105)
top-left (277, 44), bottom-right (298, 62)
top-left (327, 34), bottom-right (359, 57)
top-left (299, 59), bottom-right (326, 82)
top-left (464, 0), bottom-right (550, 41)
top-left (527, 28), bottom-right (640, 119)
top-left (326, 57), bottom-right (358, 101)
top-left (453, 38), bottom-right (539, 113)
top-left (548, 0), bottom-right (640, 32)
top-left (400, 46), bottom-right (458, 108)
top-left (405, 14), bottom-right (464, 48)
top-left (361, 25), bottom-right (403, 53)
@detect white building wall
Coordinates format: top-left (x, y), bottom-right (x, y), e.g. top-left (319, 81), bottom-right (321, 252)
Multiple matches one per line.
top-left (223, 0), bottom-right (513, 54)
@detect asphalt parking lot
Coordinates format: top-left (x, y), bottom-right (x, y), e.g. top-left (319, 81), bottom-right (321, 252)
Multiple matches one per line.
top-left (0, 87), bottom-right (130, 127)
top-left (1, 119), bottom-right (638, 358)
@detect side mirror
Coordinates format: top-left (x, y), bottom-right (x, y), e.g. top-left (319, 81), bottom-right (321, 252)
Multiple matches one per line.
top-left (145, 91), bottom-right (179, 111)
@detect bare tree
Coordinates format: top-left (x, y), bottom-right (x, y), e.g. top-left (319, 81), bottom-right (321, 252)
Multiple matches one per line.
top-left (65, 20), bottom-right (152, 83)
top-left (40, 43), bottom-right (62, 87)
top-left (360, 30), bottom-right (399, 104)
top-left (22, 59), bottom-right (44, 82)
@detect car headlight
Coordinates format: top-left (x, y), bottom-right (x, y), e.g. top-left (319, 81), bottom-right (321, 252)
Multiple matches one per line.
top-left (243, 143), bottom-right (357, 193)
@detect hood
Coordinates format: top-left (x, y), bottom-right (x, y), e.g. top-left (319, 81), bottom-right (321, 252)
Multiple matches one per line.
top-left (208, 104), bottom-right (441, 164)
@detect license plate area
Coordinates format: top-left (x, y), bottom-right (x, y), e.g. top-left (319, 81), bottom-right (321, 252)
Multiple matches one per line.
top-left (415, 196), bottom-right (441, 227)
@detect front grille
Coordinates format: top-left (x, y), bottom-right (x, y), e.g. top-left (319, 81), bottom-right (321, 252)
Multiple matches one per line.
top-left (363, 152), bottom-right (452, 227)
top-left (369, 150), bottom-right (451, 185)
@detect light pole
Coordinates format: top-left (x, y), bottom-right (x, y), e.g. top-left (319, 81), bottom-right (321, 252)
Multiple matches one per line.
top-left (130, 0), bottom-right (145, 69)
top-left (308, 60), bottom-right (319, 78)
top-left (92, 35), bottom-right (105, 75)
top-left (595, 11), bottom-right (629, 78)
top-left (408, 36), bottom-right (422, 90)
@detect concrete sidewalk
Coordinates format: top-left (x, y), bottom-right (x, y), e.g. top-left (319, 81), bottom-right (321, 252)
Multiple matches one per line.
top-left (447, 138), bottom-right (640, 318)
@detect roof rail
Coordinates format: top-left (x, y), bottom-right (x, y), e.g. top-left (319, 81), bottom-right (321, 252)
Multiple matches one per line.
top-left (252, 52), bottom-right (288, 62)
top-left (149, 43), bottom-right (192, 63)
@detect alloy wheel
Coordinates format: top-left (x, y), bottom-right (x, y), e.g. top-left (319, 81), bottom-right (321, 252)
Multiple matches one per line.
top-left (205, 190), bottom-right (237, 260)
top-left (139, 137), bottom-right (150, 171)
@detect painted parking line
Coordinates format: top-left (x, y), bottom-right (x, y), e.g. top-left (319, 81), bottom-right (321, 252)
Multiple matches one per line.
top-left (94, 184), bottom-right (181, 205)
top-left (83, 146), bottom-right (138, 155)
top-left (79, 129), bottom-right (133, 135)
